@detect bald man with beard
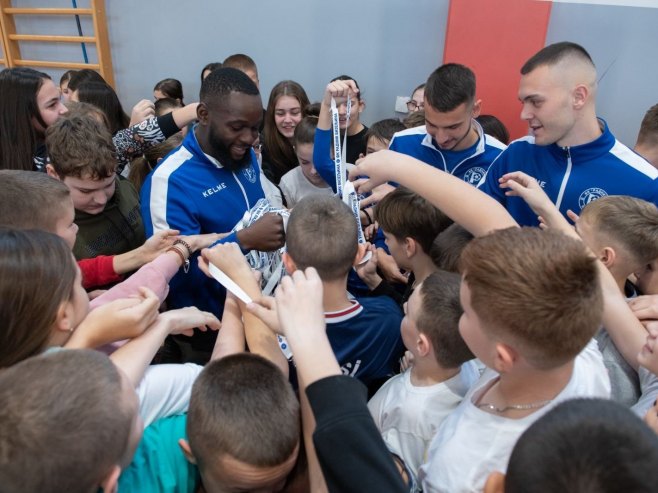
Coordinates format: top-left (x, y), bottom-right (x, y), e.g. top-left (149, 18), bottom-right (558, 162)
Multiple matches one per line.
top-left (479, 42), bottom-right (658, 226)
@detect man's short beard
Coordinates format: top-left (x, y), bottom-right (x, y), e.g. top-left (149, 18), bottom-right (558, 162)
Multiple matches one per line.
top-left (213, 146), bottom-right (251, 172)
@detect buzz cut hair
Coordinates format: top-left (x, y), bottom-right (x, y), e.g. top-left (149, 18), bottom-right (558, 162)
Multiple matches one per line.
top-left (0, 170), bottom-right (71, 231)
top-left (187, 353), bottom-right (300, 469)
top-left (286, 195), bottom-right (358, 281)
top-left (0, 350), bottom-right (133, 492)
top-left (521, 41), bottom-right (595, 75)
top-left (506, 398), bottom-right (658, 492)
top-left (637, 103), bottom-right (658, 148)
top-left (222, 53), bottom-right (258, 74)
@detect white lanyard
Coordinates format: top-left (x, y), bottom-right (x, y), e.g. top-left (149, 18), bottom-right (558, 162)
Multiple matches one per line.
top-left (330, 95), bottom-right (351, 195)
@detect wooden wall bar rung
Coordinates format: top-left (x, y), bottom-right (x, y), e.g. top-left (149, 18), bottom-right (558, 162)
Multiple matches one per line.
top-left (13, 59), bottom-right (100, 69)
top-left (9, 34), bottom-right (96, 43)
top-left (0, 0), bottom-right (114, 86)
top-left (3, 8), bottom-right (93, 16)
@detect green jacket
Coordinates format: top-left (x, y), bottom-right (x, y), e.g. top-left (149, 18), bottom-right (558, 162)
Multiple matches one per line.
top-left (73, 177), bottom-right (146, 260)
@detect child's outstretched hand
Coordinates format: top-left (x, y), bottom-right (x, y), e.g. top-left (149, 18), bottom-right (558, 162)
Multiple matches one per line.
top-left (349, 150), bottom-right (402, 194)
top-left (199, 242), bottom-right (252, 282)
top-left (157, 306), bottom-right (221, 337)
top-left (275, 268), bottom-right (325, 340)
top-left (69, 287), bottom-right (160, 348)
top-left (354, 243), bottom-right (382, 289)
top-left (629, 295), bottom-right (658, 322)
top-left (138, 228), bottom-right (179, 262)
top-left (499, 171), bottom-right (554, 217)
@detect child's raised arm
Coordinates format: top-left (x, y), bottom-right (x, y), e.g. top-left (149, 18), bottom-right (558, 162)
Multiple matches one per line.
top-left (255, 268), bottom-right (406, 493)
top-left (349, 150), bottom-right (517, 237)
top-left (199, 242), bottom-right (288, 375)
top-left (108, 306), bottom-right (220, 388)
top-left (501, 171), bottom-right (648, 371)
top-left (210, 292), bottom-right (246, 360)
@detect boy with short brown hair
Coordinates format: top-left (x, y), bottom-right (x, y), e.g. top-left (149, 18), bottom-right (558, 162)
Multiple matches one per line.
top-left (574, 195), bottom-right (658, 405)
top-left (285, 194), bottom-right (404, 388)
top-left (348, 150), bottom-right (611, 492)
top-left (46, 114), bottom-right (145, 260)
top-left (0, 349), bottom-right (140, 493)
top-left (368, 270), bottom-right (476, 485)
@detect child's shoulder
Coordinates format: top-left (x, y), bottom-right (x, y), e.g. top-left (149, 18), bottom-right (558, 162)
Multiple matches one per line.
top-left (357, 294), bottom-right (404, 316)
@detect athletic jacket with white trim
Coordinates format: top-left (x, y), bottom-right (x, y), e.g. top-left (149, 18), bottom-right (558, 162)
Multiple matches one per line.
top-left (388, 120), bottom-right (507, 185)
top-left (478, 119), bottom-right (658, 226)
top-left (141, 129), bottom-right (264, 346)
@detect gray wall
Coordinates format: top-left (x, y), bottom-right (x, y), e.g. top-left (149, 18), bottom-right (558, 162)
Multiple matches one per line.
top-left (12, 0), bottom-right (448, 125)
top-left (546, 2), bottom-right (658, 146)
top-left (8, 0), bottom-right (658, 145)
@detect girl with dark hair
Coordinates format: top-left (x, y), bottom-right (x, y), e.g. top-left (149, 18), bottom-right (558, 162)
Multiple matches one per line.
top-left (261, 80), bottom-right (310, 184)
top-left (0, 68), bottom-right (68, 171)
top-left (200, 62), bottom-right (222, 82)
top-left (73, 80), bottom-right (131, 135)
top-left (59, 69), bottom-right (77, 102)
top-left (153, 78), bottom-right (184, 104)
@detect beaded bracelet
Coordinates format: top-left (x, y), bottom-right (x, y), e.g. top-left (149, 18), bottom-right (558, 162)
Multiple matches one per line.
top-left (174, 238), bottom-right (193, 257)
top-left (166, 245), bottom-right (190, 273)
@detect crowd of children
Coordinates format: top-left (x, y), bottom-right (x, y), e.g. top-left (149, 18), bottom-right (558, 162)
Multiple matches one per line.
top-left (1, 39), bottom-right (658, 493)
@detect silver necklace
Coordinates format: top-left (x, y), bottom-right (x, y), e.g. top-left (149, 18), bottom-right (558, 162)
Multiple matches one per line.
top-left (476, 399), bottom-right (553, 413)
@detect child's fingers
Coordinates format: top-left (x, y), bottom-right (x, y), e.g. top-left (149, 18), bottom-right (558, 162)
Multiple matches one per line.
top-left (566, 209), bottom-right (580, 224)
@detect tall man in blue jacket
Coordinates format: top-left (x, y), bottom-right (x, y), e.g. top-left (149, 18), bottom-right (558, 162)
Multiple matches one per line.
top-left (141, 68), bottom-right (284, 362)
top-left (479, 42), bottom-right (658, 225)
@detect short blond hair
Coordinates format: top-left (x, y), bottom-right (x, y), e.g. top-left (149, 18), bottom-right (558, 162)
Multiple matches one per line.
top-left (580, 195), bottom-right (658, 266)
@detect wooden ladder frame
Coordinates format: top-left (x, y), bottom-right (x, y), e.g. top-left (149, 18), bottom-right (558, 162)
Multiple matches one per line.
top-left (0, 0), bottom-right (114, 86)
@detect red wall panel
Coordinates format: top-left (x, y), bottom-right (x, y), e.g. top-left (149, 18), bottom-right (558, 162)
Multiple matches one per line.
top-left (443, 0), bottom-right (553, 140)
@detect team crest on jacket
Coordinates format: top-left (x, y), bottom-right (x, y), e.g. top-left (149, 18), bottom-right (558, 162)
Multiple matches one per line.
top-left (464, 167), bottom-right (486, 185)
top-left (242, 167), bottom-right (257, 184)
top-left (578, 188), bottom-right (608, 209)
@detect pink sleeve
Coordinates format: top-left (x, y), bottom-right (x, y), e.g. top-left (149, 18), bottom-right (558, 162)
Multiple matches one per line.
top-left (89, 253), bottom-right (180, 310)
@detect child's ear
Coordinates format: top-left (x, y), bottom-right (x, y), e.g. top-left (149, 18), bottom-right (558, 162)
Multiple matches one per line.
top-left (352, 243), bottom-right (368, 266)
top-left (282, 252), bottom-right (297, 274)
top-left (99, 465), bottom-right (121, 493)
top-left (178, 439), bottom-right (197, 465)
top-left (471, 99), bottom-right (482, 119)
top-left (600, 246), bottom-right (616, 268)
top-left (54, 301), bottom-right (75, 335)
top-left (493, 341), bottom-right (517, 374)
top-left (45, 164), bottom-right (61, 180)
top-left (483, 471), bottom-right (505, 493)
top-left (417, 333), bottom-right (431, 357)
top-left (403, 237), bottom-right (417, 259)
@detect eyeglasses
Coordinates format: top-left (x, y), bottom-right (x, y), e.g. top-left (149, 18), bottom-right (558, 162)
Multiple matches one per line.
top-left (252, 143), bottom-right (262, 152)
top-left (406, 100), bottom-right (424, 112)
